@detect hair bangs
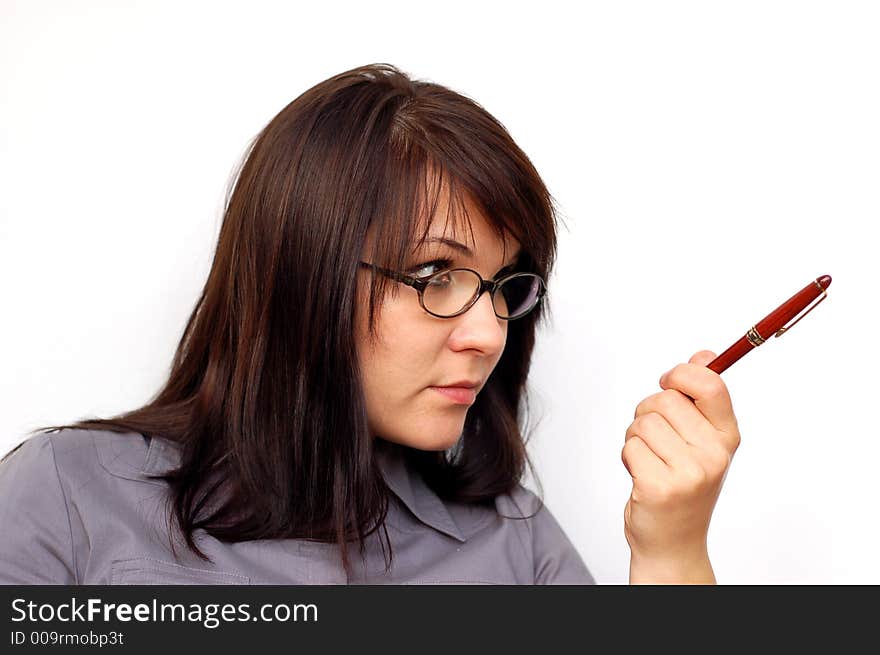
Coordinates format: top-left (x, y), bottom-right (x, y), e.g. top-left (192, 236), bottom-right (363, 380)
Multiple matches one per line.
top-left (363, 132), bottom-right (555, 337)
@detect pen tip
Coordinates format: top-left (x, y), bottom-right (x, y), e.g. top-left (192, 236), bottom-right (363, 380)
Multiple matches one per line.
top-left (818, 274), bottom-right (832, 289)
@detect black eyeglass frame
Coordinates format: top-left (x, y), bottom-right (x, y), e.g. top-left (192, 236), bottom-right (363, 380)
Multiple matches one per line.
top-left (358, 261), bottom-right (546, 320)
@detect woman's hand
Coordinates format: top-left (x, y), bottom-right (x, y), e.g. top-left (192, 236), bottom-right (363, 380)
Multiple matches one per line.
top-left (621, 350), bottom-right (741, 584)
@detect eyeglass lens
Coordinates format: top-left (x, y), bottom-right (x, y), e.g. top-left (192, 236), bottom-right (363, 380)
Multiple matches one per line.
top-left (422, 270), bottom-right (542, 318)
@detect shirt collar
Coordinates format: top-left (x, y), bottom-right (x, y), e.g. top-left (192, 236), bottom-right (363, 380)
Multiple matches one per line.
top-left (373, 439), bottom-right (467, 543)
top-left (141, 435), bottom-right (467, 543)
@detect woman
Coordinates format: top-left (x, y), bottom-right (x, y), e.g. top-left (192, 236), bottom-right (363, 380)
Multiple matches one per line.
top-left (0, 63), bottom-right (740, 584)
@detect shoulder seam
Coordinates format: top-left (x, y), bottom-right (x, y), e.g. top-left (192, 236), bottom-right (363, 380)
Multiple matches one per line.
top-left (46, 434), bottom-right (79, 584)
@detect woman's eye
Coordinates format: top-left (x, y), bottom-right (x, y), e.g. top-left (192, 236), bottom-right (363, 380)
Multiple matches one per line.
top-left (410, 259), bottom-right (452, 278)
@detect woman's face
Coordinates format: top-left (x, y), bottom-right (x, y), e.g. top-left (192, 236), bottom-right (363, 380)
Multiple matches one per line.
top-left (356, 192), bottom-right (520, 452)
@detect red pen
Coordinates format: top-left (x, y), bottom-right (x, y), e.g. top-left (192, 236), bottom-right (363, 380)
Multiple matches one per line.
top-left (707, 274), bottom-right (832, 374)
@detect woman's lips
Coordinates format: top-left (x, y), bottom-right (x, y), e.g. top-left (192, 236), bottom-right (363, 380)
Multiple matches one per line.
top-left (430, 386), bottom-right (477, 405)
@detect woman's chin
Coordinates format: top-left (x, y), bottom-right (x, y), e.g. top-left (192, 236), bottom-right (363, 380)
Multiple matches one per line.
top-left (378, 426), bottom-right (464, 452)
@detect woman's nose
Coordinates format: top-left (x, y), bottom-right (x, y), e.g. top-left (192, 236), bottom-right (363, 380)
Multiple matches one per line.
top-left (447, 291), bottom-right (507, 354)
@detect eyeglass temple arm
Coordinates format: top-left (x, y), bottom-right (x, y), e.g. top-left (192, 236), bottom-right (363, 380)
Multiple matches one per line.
top-left (358, 262), bottom-right (426, 291)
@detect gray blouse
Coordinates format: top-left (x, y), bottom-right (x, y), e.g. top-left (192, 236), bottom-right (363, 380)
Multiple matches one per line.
top-left (0, 429), bottom-right (594, 585)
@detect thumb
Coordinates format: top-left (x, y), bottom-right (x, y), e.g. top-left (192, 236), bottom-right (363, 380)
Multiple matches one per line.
top-left (689, 350), bottom-right (718, 367)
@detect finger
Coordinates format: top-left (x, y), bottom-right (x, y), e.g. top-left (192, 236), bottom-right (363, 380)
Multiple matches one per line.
top-left (634, 389), bottom-right (716, 451)
top-left (689, 350), bottom-right (718, 367)
top-left (626, 411), bottom-right (690, 468)
top-left (622, 435), bottom-right (668, 480)
top-left (659, 352), bottom-right (738, 433)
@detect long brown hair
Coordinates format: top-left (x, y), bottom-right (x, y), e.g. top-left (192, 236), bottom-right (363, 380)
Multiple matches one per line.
top-left (17, 63), bottom-right (559, 576)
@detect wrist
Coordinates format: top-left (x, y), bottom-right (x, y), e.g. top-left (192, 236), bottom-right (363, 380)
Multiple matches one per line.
top-left (628, 545), bottom-right (716, 585)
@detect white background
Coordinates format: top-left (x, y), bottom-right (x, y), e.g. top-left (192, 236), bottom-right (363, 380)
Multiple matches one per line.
top-left (1, 0), bottom-right (877, 584)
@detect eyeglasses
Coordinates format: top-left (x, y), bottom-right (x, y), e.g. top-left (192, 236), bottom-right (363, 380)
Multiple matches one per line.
top-left (358, 261), bottom-right (546, 320)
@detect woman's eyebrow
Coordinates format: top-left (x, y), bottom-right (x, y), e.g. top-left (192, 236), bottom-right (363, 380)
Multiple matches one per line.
top-left (422, 237), bottom-right (522, 267)
top-left (422, 237), bottom-right (473, 256)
